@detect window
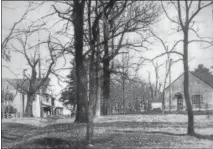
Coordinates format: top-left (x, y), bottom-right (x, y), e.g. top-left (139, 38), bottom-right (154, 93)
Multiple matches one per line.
top-left (191, 95), bottom-right (203, 108)
top-left (177, 97), bottom-right (183, 110)
top-left (45, 95), bottom-right (49, 102)
top-left (42, 93), bottom-right (49, 103)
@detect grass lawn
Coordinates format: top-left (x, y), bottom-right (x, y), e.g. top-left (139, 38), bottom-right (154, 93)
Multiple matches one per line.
top-left (2, 114), bottom-right (213, 149)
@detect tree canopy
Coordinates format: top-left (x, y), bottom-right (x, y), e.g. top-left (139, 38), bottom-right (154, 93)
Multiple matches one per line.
top-left (194, 64), bottom-right (212, 75)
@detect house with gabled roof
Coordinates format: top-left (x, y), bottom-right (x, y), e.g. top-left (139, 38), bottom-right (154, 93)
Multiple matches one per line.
top-left (164, 71), bottom-right (213, 111)
top-left (2, 78), bottom-right (55, 118)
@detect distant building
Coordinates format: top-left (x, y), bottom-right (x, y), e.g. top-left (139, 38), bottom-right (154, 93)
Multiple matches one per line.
top-left (149, 94), bottom-right (163, 111)
top-left (2, 78), bottom-right (55, 117)
top-left (164, 72), bottom-right (213, 111)
top-left (150, 100), bottom-right (162, 110)
top-left (54, 99), bottom-right (72, 116)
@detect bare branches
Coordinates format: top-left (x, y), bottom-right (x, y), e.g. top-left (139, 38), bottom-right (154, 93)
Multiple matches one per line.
top-left (2, 65), bottom-right (19, 78)
top-left (177, 0), bottom-right (184, 29)
top-left (2, 2), bottom-right (45, 62)
top-left (189, 1), bottom-right (213, 23)
top-left (161, 1), bottom-right (179, 25)
top-left (146, 29), bottom-right (183, 62)
top-left (35, 38), bottom-right (56, 91)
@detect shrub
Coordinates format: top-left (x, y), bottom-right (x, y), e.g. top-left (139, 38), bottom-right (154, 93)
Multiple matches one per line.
top-left (4, 105), bottom-right (17, 114)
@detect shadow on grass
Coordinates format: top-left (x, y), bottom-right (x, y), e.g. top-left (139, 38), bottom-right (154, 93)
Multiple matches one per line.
top-left (2, 122), bottom-right (38, 130)
top-left (111, 128), bottom-right (213, 142)
top-left (9, 137), bottom-right (88, 149)
top-left (193, 133), bottom-right (213, 141)
top-left (144, 131), bottom-right (186, 136)
top-left (33, 137), bottom-right (70, 146)
top-left (2, 123), bottom-right (38, 144)
top-left (93, 135), bottom-right (114, 144)
top-left (95, 121), bottom-right (212, 129)
top-left (112, 129), bottom-right (186, 136)
top-left (95, 121), bottom-right (186, 129)
top-left (145, 131), bottom-right (213, 141)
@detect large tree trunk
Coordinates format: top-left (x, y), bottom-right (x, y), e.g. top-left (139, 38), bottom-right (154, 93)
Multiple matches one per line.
top-left (75, 62), bottom-right (88, 123)
top-left (102, 57), bottom-right (110, 115)
top-left (94, 23), bottom-right (101, 117)
top-left (24, 93), bottom-right (34, 117)
top-left (102, 13), bottom-right (110, 115)
top-left (122, 78), bottom-right (125, 114)
top-left (73, 1), bottom-right (88, 123)
top-left (183, 30), bottom-right (194, 135)
top-left (86, 49), bottom-right (96, 145)
top-left (94, 68), bottom-right (101, 117)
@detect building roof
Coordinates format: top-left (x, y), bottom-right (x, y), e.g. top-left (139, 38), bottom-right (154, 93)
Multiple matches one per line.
top-left (2, 78), bottom-right (50, 93)
top-left (190, 71), bottom-right (213, 88)
top-left (165, 71), bottom-right (213, 90)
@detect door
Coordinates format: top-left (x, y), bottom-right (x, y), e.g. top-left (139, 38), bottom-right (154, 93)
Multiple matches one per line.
top-left (177, 97), bottom-right (183, 111)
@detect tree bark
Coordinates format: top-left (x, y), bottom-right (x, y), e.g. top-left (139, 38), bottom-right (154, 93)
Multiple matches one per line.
top-left (75, 62), bottom-right (88, 123)
top-left (24, 93), bottom-right (34, 117)
top-left (183, 29), bottom-right (194, 135)
top-left (86, 49), bottom-right (96, 145)
top-left (102, 13), bottom-right (110, 115)
top-left (94, 70), bottom-right (101, 117)
top-left (102, 58), bottom-right (110, 115)
top-left (94, 20), bottom-right (101, 117)
top-left (73, 1), bottom-right (88, 123)
top-left (122, 77), bottom-right (125, 114)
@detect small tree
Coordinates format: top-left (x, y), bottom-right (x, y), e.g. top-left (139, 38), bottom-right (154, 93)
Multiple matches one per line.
top-left (2, 2), bottom-right (44, 62)
top-left (60, 61), bottom-right (77, 114)
top-left (161, 1), bottom-right (213, 135)
top-left (194, 64), bottom-right (213, 75)
top-left (11, 29), bottom-right (57, 117)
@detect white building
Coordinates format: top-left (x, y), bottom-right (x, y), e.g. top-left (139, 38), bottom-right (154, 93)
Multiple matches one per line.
top-left (2, 78), bottom-right (55, 118)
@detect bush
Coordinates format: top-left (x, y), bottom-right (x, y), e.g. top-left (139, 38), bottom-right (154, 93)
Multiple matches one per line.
top-left (4, 105), bottom-right (17, 114)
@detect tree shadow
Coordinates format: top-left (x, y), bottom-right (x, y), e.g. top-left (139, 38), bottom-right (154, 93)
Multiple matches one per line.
top-left (95, 121), bottom-right (212, 129)
top-left (9, 137), bottom-right (88, 149)
top-left (2, 122), bottom-right (37, 129)
top-left (33, 137), bottom-right (70, 146)
top-left (95, 121), bottom-right (187, 129)
top-left (93, 135), bottom-right (114, 144)
top-left (192, 133), bottom-right (213, 141)
top-left (144, 131), bottom-right (213, 141)
top-left (144, 131), bottom-right (186, 136)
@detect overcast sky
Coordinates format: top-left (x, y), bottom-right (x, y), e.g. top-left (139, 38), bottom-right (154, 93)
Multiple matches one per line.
top-left (2, 1), bottom-right (213, 97)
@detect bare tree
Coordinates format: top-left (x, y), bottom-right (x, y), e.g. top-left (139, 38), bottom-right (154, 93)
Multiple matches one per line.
top-left (148, 30), bottom-right (183, 112)
top-left (2, 2), bottom-right (44, 62)
top-left (11, 27), bottom-right (57, 117)
top-left (151, 60), bottom-right (163, 100)
top-left (161, 0), bottom-right (213, 135)
top-left (101, 1), bottom-right (161, 115)
top-left (53, 0), bottom-right (89, 123)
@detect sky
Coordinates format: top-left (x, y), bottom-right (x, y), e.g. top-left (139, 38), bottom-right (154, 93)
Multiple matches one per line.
top-left (2, 1), bottom-right (213, 98)
top-left (141, 1), bottom-right (213, 85)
